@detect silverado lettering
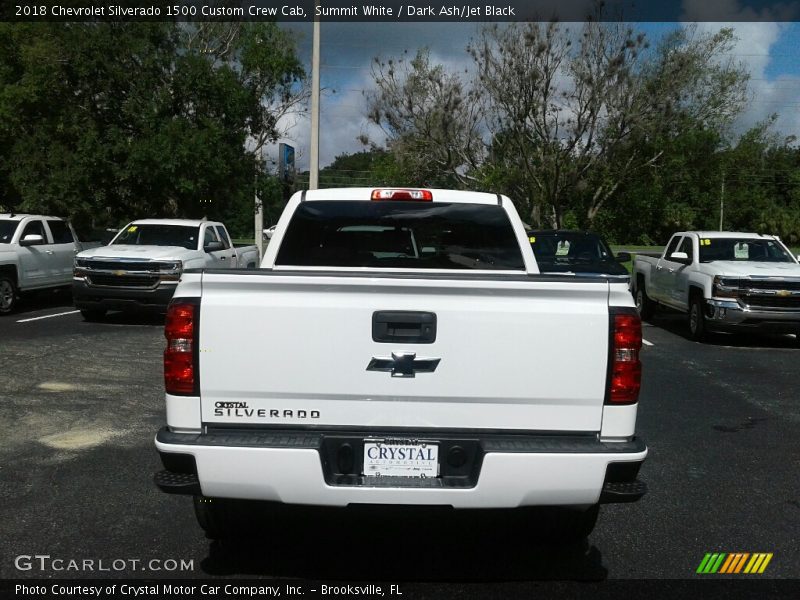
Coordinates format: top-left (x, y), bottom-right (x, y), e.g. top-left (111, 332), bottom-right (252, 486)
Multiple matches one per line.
top-left (213, 408), bottom-right (320, 418)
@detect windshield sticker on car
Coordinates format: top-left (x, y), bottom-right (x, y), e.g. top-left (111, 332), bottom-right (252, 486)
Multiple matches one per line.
top-left (735, 243), bottom-right (749, 259)
top-left (556, 240), bottom-right (570, 256)
top-left (127, 226), bottom-right (138, 233)
top-left (529, 236), bottom-right (536, 243)
top-left (701, 239), bottom-right (711, 246)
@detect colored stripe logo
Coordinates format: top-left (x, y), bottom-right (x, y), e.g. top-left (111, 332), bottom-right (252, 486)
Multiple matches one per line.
top-left (697, 553), bottom-right (773, 574)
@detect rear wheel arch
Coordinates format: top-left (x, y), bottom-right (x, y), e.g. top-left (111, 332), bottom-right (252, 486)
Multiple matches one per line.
top-left (688, 284), bottom-right (706, 303)
top-left (0, 264), bottom-right (18, 286)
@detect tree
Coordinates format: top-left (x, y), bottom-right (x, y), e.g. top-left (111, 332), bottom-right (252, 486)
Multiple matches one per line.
top-left (0, 22), bottom-right (304, 237)
top-left (719, 118), bottom-right (800, 243)
top-left (365, 49), bottom-right (484, 188)
top-left (366, 17), bottom-right (749, 230)
top-left (594, 119), bottom-right (724, 244)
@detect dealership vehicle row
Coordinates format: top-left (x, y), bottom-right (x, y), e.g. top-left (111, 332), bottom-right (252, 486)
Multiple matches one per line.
top-left (1, 214), bottom-right (259, 318)
top-left (4, 211), bottom-right (799, 350)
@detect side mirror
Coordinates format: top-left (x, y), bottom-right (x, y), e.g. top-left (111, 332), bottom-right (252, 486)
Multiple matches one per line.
top-left (615, 252), bottom-right (632, 263)
top-left (670, 251), bottom-right (691, 264)
top-left (20, 234), bottom-right (44, 247)
top-left (204, 240), bottom-right (225, 253)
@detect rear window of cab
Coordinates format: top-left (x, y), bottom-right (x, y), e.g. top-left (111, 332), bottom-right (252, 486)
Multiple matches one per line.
top-left (276, 201), bottom-right (525, 270)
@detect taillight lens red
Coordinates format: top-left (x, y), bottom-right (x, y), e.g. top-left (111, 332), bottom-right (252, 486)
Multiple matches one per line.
top-left (371, 188), bottom-right (433, 201)
top-left (164, 301), bottom-right (197, 395)
top-left (609, 313), bottom-right (642, 404)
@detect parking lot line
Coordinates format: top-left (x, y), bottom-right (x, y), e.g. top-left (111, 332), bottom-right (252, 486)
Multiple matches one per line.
top-left (17, 310), bottom-right (80, 323)
top-left (642, 339), bottom-right (654, 346)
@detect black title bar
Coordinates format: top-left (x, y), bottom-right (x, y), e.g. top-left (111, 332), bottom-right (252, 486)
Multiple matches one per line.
top-left (3, 0), bottom-right (800, 23)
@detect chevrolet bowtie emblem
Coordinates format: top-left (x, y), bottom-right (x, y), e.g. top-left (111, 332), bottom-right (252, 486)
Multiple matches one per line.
top-left (775, 290), bottom-right (791, 297)
top-left (367, 352), bottom-right (441, 378)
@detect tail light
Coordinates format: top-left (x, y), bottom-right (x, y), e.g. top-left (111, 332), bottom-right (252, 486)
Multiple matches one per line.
top-left (371, 189), bottom-right (433, 201)
top-left (607, 309), bottom-right (642, 404)
top-left (164, 300), bottom-right (198, 395)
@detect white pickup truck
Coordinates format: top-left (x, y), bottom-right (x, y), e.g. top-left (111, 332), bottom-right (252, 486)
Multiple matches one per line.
top-left (632, 231), bottom-right (800, 341)
top-left (73, 219), bottom-right (258, 320)
top-left (153, 188), bottom-right (648, 541)
top-left (0, 213), bottom-right (83, 314)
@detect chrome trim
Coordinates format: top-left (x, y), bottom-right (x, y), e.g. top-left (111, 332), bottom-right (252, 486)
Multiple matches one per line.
top-left (81, 268), bottom-right (167, 276)
top-left (740, 288), bottom-right (800, 297)
top-left (706, 297), bottom-right (800, 323)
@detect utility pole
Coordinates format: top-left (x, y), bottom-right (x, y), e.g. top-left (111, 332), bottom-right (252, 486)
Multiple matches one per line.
top-left (254, 148), bottom-right (264, 259)
top-left (309, 1), bottom-right (321, 190)
top-left (719, 169), bottom-right (725, 231)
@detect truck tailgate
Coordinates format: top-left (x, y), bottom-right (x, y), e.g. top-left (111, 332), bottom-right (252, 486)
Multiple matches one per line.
top-left (197, 272), bottom-right (611, 432)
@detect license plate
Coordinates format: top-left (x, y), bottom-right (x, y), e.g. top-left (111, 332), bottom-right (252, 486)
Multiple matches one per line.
top-left (362, 439), bottom-right (439, 478)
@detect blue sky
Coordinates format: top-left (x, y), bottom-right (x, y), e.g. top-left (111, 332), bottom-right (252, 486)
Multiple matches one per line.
top-left (763, 23), bottom-right (799, 78)
top-left (271, 12), bottom-right (800, 172)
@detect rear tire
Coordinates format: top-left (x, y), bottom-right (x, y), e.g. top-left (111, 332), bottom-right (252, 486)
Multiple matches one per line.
top-left (527, 504), bottom-right (600, 544)
top-left (634, 278), bottom-right (655, 321)
top-left (194, 496), bottom-right (230, 540)
top-left (0, 276), bottom-right (18, 314)
top-left (688, 295), bottom-right (707, 341)
top-left (194, 497), bottom-right (276, 540)
top-left (80, 308), bottom-right (107, 322)
top-left (554, 504), bottom-right (600, 542)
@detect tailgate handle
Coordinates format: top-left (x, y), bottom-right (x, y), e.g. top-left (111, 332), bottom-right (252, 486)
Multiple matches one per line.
top-left (372, 311), bottom-right (437, 344)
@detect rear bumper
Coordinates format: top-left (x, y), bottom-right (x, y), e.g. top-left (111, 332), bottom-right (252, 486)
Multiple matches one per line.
top-left (72, 278), bottom-right (177, 313)
top-left (705, 298), bottom-right (800, 333)
top-left (154, 427), bottom-right (647, 508)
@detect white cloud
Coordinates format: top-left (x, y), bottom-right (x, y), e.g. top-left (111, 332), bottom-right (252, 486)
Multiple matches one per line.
top-left (682, 0), bottom-right (800, 140)
top-left (274, 22), bottom-right (481, 170)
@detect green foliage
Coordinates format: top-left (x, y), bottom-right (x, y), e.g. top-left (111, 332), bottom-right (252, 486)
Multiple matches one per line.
top-left (0, 22), bottom-right (303, 238)
top-left (594, 118), bottom-right (800, 244)
top-left (294, 148), bottom-right (406, 189)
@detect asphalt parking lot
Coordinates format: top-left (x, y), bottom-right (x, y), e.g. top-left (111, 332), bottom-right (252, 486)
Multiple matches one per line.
top-left (1, 289), bottom-right (798, 592)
